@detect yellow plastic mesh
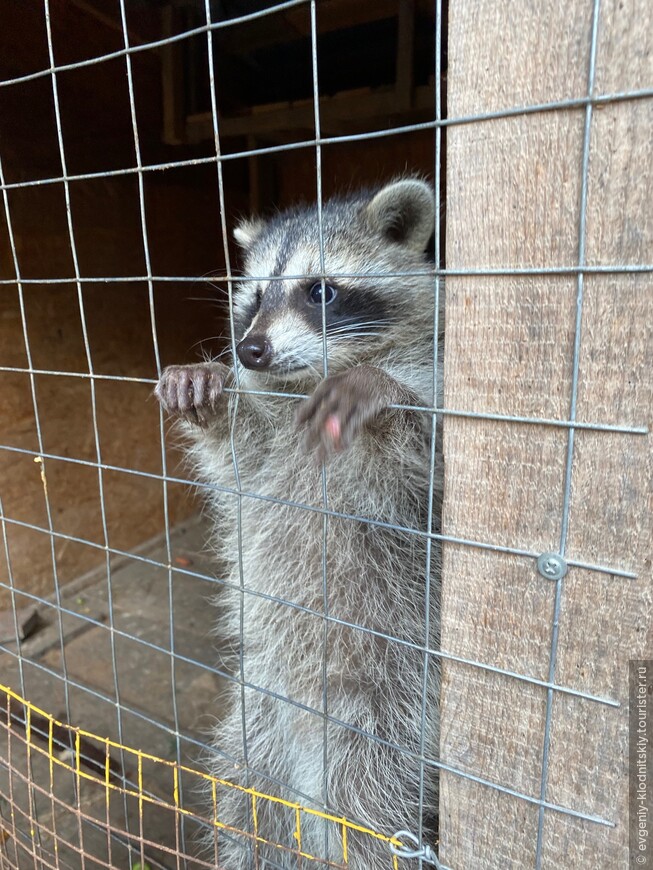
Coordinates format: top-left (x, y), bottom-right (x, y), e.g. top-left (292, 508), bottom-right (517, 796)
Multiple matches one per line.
top-left (0, 684), bottom-right (401, 869)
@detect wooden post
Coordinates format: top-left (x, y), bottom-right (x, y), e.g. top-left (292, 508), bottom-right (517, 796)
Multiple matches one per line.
top-left (247, 136), bottom-right (278, 214)
top-left (160, 4), bottom-right (186, 146)
top-left (439, 1), bottom-right (652, 867)
top-left (395, 0), bottom-right (415, 112)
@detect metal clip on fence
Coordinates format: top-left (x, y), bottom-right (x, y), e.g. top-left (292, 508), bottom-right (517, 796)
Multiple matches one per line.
top-left (390, 830), bottom-right (442, 867)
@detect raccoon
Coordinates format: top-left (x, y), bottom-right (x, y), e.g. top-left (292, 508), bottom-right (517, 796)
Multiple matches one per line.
top-left (156, 178), bottom-right (442, 869)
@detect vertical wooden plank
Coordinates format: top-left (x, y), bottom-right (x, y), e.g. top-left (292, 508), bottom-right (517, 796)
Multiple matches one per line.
top-left (395, 0), bottom-right (416, 111)
top-left (440, 1), bottom-right (651, 867)
top-left (160, 4), bottom-right (186, 146)
top-left (540, 0), bottom-right (653, 861)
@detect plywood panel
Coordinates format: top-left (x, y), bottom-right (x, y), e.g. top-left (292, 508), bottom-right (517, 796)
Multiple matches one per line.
top-left (440, 1), bottom-right (651, 866)
top-left (0, 173), bottom-right (228, 611)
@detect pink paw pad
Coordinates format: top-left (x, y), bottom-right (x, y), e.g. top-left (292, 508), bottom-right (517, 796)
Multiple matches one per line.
top-left (325, 413), bottom-right (342, 444)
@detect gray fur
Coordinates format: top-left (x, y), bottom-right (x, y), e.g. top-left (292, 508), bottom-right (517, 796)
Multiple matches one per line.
top-left (156, 179), bottom-right (442, 869)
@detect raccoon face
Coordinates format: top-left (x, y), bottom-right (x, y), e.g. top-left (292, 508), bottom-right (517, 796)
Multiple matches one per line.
top-left (233, 274), bottom-right (391, 381)
top-left (230, 179), bottom-right (434, 384)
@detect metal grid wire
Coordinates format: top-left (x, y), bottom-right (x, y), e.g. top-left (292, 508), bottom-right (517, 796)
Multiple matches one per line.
top-left (0, 1), bottom-right (649, 869)
top-left (1, 684), bottom-right (403, 870)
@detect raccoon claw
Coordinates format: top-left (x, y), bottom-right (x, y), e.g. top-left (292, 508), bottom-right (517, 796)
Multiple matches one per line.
top-left (155, 363), bottom-right (227, 426)
top-left (297, 365), bottom-right (395, 460)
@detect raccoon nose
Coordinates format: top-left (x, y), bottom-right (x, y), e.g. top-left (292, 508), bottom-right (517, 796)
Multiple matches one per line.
top-left (236, 334), bottom-right (273, 369)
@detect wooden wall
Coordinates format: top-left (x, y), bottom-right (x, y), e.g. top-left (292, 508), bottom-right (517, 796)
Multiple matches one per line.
top-left (0, 170), bottom-right (232, 609)
top-left (439, 1), bottom-right (652, 867)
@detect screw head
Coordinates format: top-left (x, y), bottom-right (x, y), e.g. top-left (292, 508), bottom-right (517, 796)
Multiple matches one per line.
top-left (536, 552), bottom-right (568, 581)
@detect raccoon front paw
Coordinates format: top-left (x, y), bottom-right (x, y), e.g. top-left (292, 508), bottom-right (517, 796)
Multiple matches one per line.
top-left (155, 363), bottom-right (227, 426)
top-left (297, 365), bottom-right (398, 460)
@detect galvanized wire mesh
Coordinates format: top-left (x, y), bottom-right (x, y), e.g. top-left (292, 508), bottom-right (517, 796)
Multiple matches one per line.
top-left (0, 1), bottom-right (649, 869)
top-left (1, 684), bottom-right (404, 870)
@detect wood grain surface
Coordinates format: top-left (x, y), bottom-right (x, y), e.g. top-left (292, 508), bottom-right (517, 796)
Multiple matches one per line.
top-left (439, 1), bottom-right (652, 867)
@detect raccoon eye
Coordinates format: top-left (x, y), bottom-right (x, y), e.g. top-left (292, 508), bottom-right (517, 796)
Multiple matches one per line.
top-left (308, 282), bottom-right (337, 305)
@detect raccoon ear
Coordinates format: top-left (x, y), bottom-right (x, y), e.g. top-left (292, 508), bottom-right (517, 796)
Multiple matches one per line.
top-left (365, 180), bottom-right (434, 252)
top-left (233, 216), bottom-right (265, 249)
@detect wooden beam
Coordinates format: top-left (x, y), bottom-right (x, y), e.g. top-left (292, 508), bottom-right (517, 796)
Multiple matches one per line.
top-left (246, 136), bottom-right (278, 213)
top-left (395, 0), bottom-right (415, 111)
top-left (160, 4), bottom-right (186, 146)
top-left (186, 83), bottom-right (434, 142)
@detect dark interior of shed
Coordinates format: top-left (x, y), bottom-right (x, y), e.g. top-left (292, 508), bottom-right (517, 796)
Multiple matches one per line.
top-left (0, 0), bottom-right (440, 607)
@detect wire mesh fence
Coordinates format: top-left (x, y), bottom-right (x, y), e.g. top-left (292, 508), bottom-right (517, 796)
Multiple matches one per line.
top-left (0, 0), bottom-right (650, 869)
top-left (1, 684), bottom-right (406, 870)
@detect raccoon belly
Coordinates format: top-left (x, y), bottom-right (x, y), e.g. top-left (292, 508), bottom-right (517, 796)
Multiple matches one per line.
top-left (208, 503), bottom-right (438, 870)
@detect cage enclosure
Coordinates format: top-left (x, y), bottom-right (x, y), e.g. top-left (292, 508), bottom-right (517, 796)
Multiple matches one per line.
top-left (0, 1), bottom-right (651, 869)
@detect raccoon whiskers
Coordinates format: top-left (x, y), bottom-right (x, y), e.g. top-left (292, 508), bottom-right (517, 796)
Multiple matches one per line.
top-left (326, 332), bottom-right (385, 341)
top-left (325, 319), bottom-right (391, 336)
top-left (191, 337), bottom-right (229, 354)
top-left (327, 317), bottom-right (391, 328)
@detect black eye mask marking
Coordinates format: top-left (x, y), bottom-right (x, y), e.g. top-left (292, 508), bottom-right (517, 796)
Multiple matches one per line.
top-left (234, 278), bottom-right (392, 344)
top-left (233, 289), bottom-right (260, 340)
top-left (299, 281), bottom-right (390, 337)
